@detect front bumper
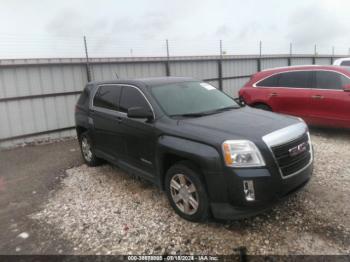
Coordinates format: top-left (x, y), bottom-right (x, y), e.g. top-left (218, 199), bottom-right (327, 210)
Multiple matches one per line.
top-left (208, 161), bottom-right (313, 220)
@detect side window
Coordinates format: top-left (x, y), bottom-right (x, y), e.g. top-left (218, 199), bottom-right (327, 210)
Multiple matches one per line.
top-left (119, 86), bottom-right (150, 113)
top-left (315, 71), bottom-right (346, 90)
top-left (340, 61), bottom-right (350, 66)
top-left (93, 85), bottom-right (122, 110)
top-left (278, 71), bottom-right (311, 88)
top-left (341, 74), bottom-right (350, 86)
top-left (256, 74), bottom-right (279, 87)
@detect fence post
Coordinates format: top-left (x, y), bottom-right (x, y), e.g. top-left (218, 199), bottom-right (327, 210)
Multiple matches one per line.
top-left (288, 43), bottom-right (292, 66)
top-left (218, 40), bottom-right (223, 91)
top-left (165, 39), bottom-right (171, 76)
top-left (331, 46), bottom-right (335, 64)
top-left (83, 36), bottom-right (92, 82)
top-left (312, 44), bottom-right (317, 65)
top-left (257, 41), bottom-right (262, 72)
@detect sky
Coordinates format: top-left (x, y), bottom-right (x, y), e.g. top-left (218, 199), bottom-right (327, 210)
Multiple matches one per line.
top-left (0, 0), bottom-right (349, 58)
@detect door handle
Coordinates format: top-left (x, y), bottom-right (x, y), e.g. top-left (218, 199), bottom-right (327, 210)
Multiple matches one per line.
top-left (269, 93), bottom-right (278, 97)
top-left (311, 95), bottom-right (324, 99)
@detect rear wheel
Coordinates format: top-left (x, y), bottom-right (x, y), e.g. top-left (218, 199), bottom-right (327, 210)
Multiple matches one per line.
top-left (165, 162), bottom-right (209, 222)
top-left (253, 103), bottom-right (272, 111)
top-left (79, 132), bottom-right (102, 166)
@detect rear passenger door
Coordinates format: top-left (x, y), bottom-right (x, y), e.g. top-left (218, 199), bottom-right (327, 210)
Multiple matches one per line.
top-left (91, 85), bottom-right (125, 160)
top-left (268, 71), bottom-right (313, 118)
top-left (308, 70), bottom-right (350, 127)
top-left (118, 85), bottom-right (157, 177)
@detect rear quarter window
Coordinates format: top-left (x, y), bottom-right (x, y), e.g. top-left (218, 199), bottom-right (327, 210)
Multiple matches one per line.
top-left (315, 71), bottom-right (350, 90)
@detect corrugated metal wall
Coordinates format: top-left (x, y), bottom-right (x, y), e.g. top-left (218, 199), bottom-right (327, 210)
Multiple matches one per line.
top-left (0, 55), bottom-right (336, 148)
top-left (291, 57), bottom-right (314, 65)
top-left (261, 58), bottom-right (289, 70)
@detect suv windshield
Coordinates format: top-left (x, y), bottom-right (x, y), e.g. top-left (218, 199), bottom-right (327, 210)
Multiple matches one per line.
top-left (151, 81), bottom-right (239, 117)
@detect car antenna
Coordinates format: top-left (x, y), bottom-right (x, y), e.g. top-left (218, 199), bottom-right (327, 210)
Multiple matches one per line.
top-left (115, 72), bottom-right (119, 79)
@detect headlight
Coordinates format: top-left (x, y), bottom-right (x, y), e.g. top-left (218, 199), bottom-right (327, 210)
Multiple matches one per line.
top-left (222, 140), bottom-right (265, 167)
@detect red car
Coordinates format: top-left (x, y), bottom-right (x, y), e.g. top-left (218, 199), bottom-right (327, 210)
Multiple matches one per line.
top-left (239, 65), bottom-right (350, 129)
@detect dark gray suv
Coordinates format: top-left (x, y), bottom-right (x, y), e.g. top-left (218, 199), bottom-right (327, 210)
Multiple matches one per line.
top-left (75, 77), bottom-right (313, 222)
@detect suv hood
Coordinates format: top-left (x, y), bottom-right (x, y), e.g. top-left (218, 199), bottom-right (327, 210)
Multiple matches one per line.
top-left (177, 107), bottom-right (301, 145)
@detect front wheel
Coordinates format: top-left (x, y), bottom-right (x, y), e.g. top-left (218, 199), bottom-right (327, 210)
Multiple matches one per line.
top-left (165, 162), bottom-right (209, 222)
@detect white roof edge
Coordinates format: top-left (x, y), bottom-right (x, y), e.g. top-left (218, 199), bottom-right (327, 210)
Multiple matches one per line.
top-left (261, 64), bottom-right (325, 72)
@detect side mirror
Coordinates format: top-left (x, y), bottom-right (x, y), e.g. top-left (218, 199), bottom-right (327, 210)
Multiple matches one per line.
top-left (127, 107), bottom-right (153, 120)
top-left (343, 84), bottom-right (350, 92)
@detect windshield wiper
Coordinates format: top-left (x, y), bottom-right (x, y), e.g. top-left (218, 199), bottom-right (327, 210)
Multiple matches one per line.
top-left (170, 112), bottom-right (208, 118)
top-left (198, 106), bottom-right (239, 115)
top-left (170, 106), bottom-right (239, 118)
top-left (215, 106), bottom-right (240, 112)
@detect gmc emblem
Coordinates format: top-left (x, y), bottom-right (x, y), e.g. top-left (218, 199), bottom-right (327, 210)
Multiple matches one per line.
top-left (289, 142), bottom-right (307, 157)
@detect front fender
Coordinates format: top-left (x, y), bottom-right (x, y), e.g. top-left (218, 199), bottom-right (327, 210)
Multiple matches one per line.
top-left (156, 135), bottom-right (227, 202)
top-left (157, 135), bottom-right (222, 172)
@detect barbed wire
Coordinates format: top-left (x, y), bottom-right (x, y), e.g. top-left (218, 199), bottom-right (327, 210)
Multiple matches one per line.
top-left (0, 34), bottom-right (349, 59)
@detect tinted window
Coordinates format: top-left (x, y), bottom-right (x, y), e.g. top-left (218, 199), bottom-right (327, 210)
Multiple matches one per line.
top-left (315, 71), bottom-right (350, 90)
top-left (93, 85), bottom-right (121, 110)
top-left (256, 74), bottom-right (279, 87)
top-left (278, 71), bottom-right (311, 88)
top-left (341, 61), bottom-right (350, 66)
top-left (342, 75), bottom-right (350, 86)
top-left (150, 81), bottom-right (239, 116)
top-left (119, 86), bottom-right (150, 113)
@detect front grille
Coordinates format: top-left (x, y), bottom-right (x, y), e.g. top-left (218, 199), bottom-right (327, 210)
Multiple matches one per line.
top-left (271, 133), bottom-right (311, 178)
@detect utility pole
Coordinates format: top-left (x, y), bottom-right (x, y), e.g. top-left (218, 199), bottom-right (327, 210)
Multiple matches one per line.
top-left (83, 36), bottom-right (92, 82)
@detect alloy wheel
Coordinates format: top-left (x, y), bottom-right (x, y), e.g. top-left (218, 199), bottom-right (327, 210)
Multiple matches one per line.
top-left (81, 137), bottom-right (93, 162)
top-left (170, 174), bottom-right (199, 215)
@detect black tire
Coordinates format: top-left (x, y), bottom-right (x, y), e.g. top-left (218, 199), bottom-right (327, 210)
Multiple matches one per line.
top-left (237, 96), bottom-right (246, 106)
top-left (165, 162), bottom-right (209, 222)
top-left (253, 103), bottom-right (272, 111)
top-left (79, 131), bottom-right (102, 167)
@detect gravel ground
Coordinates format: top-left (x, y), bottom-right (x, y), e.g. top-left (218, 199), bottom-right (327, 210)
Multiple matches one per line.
top-left (31, 130), bottom-right (350, 255)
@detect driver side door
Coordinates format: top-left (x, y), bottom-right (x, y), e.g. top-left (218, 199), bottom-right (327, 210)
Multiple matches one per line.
top-left (118, 85), bottom-right (157, 178)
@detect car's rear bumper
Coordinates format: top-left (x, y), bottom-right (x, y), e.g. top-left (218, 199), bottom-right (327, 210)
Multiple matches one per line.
top-left (209, 162), bottom-right (313, 220)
